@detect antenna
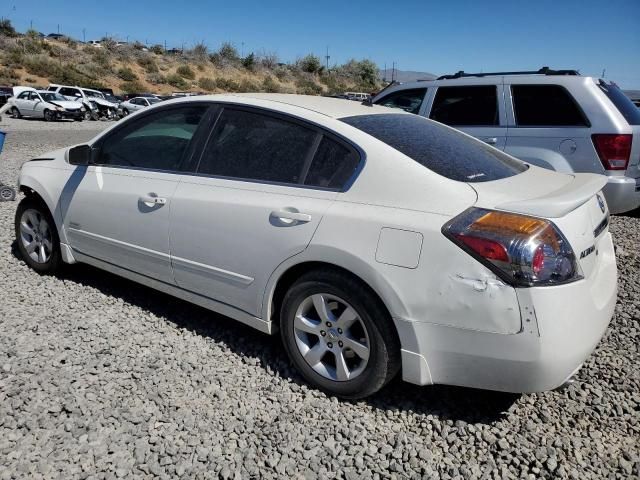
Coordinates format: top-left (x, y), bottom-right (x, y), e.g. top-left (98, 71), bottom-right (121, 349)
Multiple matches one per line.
top-left (601, 68), bottom-right (606, 78)
top-left (325, 46), bottom-right (330, 71)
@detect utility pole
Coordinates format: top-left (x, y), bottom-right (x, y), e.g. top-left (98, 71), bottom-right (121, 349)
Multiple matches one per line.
top-left (57, 24), bottom-right (60, 34)
top-left (391, 62), bottom-right (395, 82)
top-left (241, 42), bottom-right (245, 57)
top-left (29, 19), bottom-right (32, 29)
top-left (383, 62), bottom-right (386, 82)
top-left (601, 68), bottom-right (606, 78)
top-left (82, 28), bottom-right (85, 43)
top-left (164, 40), bottom-right (167, 52)
top-left (325, 46), bottom-right (330, 71)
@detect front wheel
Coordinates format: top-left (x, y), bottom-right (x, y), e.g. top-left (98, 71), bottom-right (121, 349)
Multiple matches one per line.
top-left (121, 108), bottom-right (129, 117)
top-left (43, 109), bottom-right (55, 122)
top-left (15, 197), bottom-right (62, 274)
top-left (280, 270), bottom-right (400, 399)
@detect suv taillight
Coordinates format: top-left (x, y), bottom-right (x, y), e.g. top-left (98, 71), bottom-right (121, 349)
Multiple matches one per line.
top-left (592, 134), bottom-right (632, 170)
top-left (443, 208), bottom-right (582, 287)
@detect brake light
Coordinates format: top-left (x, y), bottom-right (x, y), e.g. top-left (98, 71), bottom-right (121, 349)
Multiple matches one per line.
top-left (443, 208), bottom-right (582, 287)
top-left (592, 134), bottom-right (632, 170)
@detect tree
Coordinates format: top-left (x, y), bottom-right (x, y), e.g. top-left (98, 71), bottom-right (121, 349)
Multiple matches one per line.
top-left (299, 54), bottom-right (321, 74)
top-left (242, 53), bottom-right (256, 71)
top-left (0, 19), bottom-right (17, 37)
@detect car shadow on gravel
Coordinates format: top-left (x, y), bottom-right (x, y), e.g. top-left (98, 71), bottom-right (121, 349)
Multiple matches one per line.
top-left (10, 241), bottom-right (519, 424)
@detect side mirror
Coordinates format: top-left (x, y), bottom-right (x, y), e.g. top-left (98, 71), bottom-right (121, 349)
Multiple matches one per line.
top-left (68, 145), bottom-right (92, 165)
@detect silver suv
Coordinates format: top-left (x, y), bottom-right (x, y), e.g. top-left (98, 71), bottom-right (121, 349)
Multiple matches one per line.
top-left (372, 67), bottom-right (640, 214)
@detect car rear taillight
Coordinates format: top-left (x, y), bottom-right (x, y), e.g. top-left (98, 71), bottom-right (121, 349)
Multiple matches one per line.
top-left (443, 208), bottom-right (582, 287)
top-left (592, 134), bottom-right (632, 170)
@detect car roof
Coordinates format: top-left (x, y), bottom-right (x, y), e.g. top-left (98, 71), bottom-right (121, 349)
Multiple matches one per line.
top-left (168, 93), bottom-right (401, 119)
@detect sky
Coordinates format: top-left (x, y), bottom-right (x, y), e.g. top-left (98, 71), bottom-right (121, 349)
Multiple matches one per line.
top-left (3, 0), bottom-right (640, 89)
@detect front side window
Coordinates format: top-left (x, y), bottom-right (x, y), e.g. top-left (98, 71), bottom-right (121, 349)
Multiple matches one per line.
top-left (511, 85), bottom-right (589, 127)
top-left (341, 113), bottom-right (526, 182)
top-left (375, 88), bottom-right (427, 114)
top-left (98, 106), bottom-right (207, 170)
top-left (197, 109), bottom-right (318, 184)
top-left (430, 86), bottom-right (499, 126)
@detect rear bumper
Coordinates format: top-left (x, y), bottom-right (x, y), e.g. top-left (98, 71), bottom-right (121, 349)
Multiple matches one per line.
top-left (397, 233), bottom-right (617, 392)
top-left (601, 175), bottom-right (640, 214)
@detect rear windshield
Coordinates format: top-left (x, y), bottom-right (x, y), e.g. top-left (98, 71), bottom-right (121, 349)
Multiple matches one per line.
top-left (598, 81), bottom-right (640, 125)
top-left (340, 113), bottom-right (527, 182)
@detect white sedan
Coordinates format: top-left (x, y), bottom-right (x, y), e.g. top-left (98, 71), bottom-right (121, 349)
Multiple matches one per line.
top-left (10, 87), bottom-right (85, 121)
top-left (15, 94), bottom-right (617, 398)
top-left (119, 96), bottom-right (161, 116)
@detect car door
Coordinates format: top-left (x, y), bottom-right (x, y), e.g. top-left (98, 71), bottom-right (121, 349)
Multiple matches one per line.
top-left (14, 91), bottom-right (33, 115)
top-left (31, 92), bottom-right (46, 118)
top-left (61, 104), bottom-right (211, 284)
top-left (169, 106), bottom-right (362, 317)
top-left (428, 82), bottom-right (508, 150)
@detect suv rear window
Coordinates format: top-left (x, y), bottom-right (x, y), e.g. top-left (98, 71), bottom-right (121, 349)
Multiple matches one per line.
top-left (597, 81), bottom-right (640, 126)
top-left (341, 113), bottom-right (527, 182)
top-left (430, 86), bottom-right (499, 126)
top-left (511, 85), bottom-right (589, 127)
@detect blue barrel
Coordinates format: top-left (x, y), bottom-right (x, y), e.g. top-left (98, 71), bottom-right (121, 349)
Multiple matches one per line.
top-left (0, 130), bottom-right (5, 155)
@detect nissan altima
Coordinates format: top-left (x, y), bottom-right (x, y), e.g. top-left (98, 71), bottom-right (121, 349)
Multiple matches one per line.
top-left (15, 94), bottom-right (617, 399)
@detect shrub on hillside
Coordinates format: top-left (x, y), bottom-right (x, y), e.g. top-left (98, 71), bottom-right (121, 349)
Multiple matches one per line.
top-left (215, 77), bottom-right (239, 92)
top-left (198, 77), bottom-right (216, 91)
top-left (0, 67), bottom-right (19, 85)
top-left (262, 76), bottom-right (281, 93)
top-left (3, 47), bottom-right (25, 68)
top-left (210, 42), bottom-right (239, 67)
top-left (24, 55), bottom-right (60, 78)
top-left (146, 73), bottom-right (166, 85)
top-left (299, 54), bottom-right (322, 74)
top-left (239, 78), bottom-right (260, 92)
top-left (137, 55), bottom-right (158, 73)
top-left (295, 78), bottom-right (323, 95)
top-left (0, 19), bottom-right (18, 37)
top-left (120, 80), bottom-right (145, 93)
top-left (166, 73), bottom-right (189, 89)
top-left (189, 42), bottom-right (208, 61)
top-left (150, 44), bottom-right (164, 55)
top-left (176, 65), bottom-right (195, 79)
top-left (242, 53), bottom-right (256, 71)
top-left (117, 67), bottom-right (138, 81)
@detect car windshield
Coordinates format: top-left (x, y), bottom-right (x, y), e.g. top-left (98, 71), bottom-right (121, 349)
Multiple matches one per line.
top-left (340, 113), bottom-right (528, 182)
top-left (83, 90), bottom-right (104, 99)
top-left (39, 92), bottom-right (67, 102)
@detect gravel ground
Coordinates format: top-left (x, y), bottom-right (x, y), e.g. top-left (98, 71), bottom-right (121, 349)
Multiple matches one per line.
top-left (0, 116), bottom-right (638, 479)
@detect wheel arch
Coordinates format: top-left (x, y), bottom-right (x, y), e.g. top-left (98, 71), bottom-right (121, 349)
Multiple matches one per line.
top-left (263, 248), bottom-right (409, 329)
top-left (19, 180), bottom-right (66, 242)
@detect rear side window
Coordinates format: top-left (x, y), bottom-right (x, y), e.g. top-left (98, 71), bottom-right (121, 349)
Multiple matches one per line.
top-left (341, 113), bottom-right (527, 182)
top-left (597, 81), bottom-right (640, 126)
top-left (305, 137), bottom-right (360, 189)
top-left (511, 85), bottom-right (589, 127)
top-left (98, 106), bottom-right (207, 170)
top-left (430, 86), bottom-right (499, 126)
top-left (375, 88), bottom-right (427, 114)
top-left (197, 109), bottom-right (317, 184)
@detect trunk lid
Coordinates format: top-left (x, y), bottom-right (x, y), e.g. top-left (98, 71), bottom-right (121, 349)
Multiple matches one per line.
top-left (471, 166), bottom-right (611, 279)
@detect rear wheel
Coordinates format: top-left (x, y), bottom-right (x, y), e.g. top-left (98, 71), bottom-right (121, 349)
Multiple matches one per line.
top-left (280, 269), bottom-right (400, 399)
top-left (15, 197), bottom-right (62, 274)
top-left (11, 107), bottom-right (21, 119)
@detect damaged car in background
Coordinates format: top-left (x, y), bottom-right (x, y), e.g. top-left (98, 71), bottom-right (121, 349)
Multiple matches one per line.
top-left (14, 94), bottom-right (617, 399)
top-left (48, 84), bottom-right (119, 120)
top-left (8, 87), bottom-right (85, 121)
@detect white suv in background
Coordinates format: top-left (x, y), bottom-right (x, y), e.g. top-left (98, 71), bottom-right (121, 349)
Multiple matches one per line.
top-left (373, 67), bottom-right (640, 214)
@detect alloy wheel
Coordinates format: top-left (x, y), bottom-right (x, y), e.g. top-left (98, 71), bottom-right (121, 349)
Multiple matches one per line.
top-left (293, 293), bottom-right (370, 382)
top-left (19, 209), bottom-right (53, 264)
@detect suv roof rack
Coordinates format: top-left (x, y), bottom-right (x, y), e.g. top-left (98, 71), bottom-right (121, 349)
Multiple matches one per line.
top-left (436, 66), bottom-right (580, 80)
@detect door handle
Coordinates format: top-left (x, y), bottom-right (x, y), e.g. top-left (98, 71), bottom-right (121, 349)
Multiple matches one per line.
top-left (139, 194), bottom-right (167, 205)
top-left (483, 137), bottom-right (498, 145)
top-left (270, 209), bottom-right (312, 223)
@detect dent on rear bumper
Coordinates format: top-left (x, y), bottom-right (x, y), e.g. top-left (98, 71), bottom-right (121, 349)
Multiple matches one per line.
top-left (397, 234), bottom-right (617, 392)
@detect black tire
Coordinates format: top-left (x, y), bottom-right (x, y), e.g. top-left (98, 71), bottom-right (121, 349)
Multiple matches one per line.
top-left (280, 269), bottom-right (400, 399)
top-left (0, 185), bottom-right (16, 201)
top-left (11, 107), bottom-right (21, 119)
top-left (122, 108), bottom-right (129, 117)
top-left (43, 109), bottom-right (54, 122)
top-left (14, 197), bottom-right (62, 274)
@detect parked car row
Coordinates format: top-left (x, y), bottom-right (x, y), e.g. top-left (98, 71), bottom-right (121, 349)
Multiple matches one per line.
top-left (16, 92), bottom-right (618, 399)
top-left (371, 67), bottom-right (640, 214)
